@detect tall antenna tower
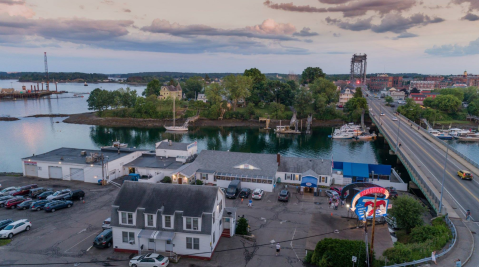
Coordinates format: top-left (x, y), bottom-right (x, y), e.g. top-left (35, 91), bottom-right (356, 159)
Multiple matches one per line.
top-left (44, 52), bottom-right (49, 91)
top-left (350, 54), bottom-right (367, 85)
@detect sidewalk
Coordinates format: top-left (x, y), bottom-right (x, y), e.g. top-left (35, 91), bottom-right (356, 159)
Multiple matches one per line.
top-left (438, 218), bottom-right (474, 266)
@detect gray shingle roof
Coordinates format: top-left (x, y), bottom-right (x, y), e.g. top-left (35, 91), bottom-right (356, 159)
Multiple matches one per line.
top-left (156, 141), bottom-right (189, 151)
top-left (278, 157), bottom-right (332, 176)
top-left (124, 154), bottom-right (183, 169)
top-left (113, 181), bottom-right (218, 217)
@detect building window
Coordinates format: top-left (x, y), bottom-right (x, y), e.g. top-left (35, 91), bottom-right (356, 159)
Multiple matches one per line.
top-left (120, 212), bottom-right (134, 225)
top-left (164, 216), bottom-right (172, 228)
top-left (201, 173), bottom-right (208, 180)
top-left (213, 232), bottom-right (216, 244)
top-left (186, 237), bottom-right (200, 250)
top-left (122, 231), bottom-right (135, 244)
top-left (185, 217), bottom-right (199, 230)
top-left (285, 174), bottom-right (291, 180)
top-left (213, 211), bottom-right (215, 224)
top-left (146, 214), bottom-right (154, 227)
top-left (219, 201), bottom-right (223, 213)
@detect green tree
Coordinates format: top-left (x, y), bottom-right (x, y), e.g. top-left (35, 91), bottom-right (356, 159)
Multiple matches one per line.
top-left (385, 96), bottom-right (394, 105)
top-left (310, 238), bottom-right (370, 267)
top-left (301, 67), bottom-right (326, 84)
top-left (353, 88), bottom-right (363, 98)
top-left (397, 98), bottom-right (422, 121)
top-left (464, 86), bottom-right (479, 102)
top-left (294, 87), bottom-right (313, 118)
top-left (87, 88), bottom-right (111, 115)
top-left (344, 97), bottom-right (368, 112)
top-left (184, 76), bottom-right (204, 99)
top-left (308, 78), bottom-right (339, 103)
top-left (223, 74), bottom-right (253, 111)
top-left (467, 98), bottom-right (479, 116)
top-left (236, 217), bottom-right (248, 235)
top-left (134, 95), bottom-right (159, 118)
top-left (168, 79), bottom-right (178, 86)
top-left (269, 102), bottom-right (286, 119)
top-left (440, 88), bottom-right (464, 102)
top-left (243, 68), bottom-right (266, 84)
top-left (432, 94), bottom-right (461, 113)
top-left (204, 74), bottom-right (210, 83)
top-left (389, 196), bottom-right (427, 233)
top-left (205, 83), bottom-right (224, 105)
top-left (119, 87), bottom-right (138, 108)
top-left (422, 96), bottom-right (434, 108)
top-left (142, 79), bottom-right (162, 97)
top-left (265, 80), bottom-right (295, 106)
top-left (314, 94), bottom-right (328, 115)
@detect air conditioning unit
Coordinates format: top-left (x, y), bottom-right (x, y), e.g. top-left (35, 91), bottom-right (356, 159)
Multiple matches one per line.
top-left (85, 156), bottom-right (93, 163)
top-left (193, 227), bottom-right (198, 230)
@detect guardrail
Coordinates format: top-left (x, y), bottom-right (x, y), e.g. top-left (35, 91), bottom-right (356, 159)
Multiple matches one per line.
top-left (382, 215), bottom-right (457, 267)
top-left (397, 114), bottom-right (479, 170)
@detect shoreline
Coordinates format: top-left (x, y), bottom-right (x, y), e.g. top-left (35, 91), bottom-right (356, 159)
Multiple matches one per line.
top-left (62, 112), bottom-right (346, 128)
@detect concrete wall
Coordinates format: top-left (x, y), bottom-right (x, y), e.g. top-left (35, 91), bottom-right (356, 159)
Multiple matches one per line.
top-left (24, 160), bottom-right (103, 183)
top-left (372, 180), bottom-right (408, 191)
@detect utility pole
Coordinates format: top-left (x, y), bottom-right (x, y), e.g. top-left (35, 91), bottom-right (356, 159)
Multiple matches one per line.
top-left (370, 193), bottom-right (378, 265)
top-left (364, 213), bottom-right (370, 267)
top-left (101, 153), bottom-right (105, 186)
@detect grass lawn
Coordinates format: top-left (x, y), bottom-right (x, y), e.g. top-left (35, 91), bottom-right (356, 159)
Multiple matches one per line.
top-left (0, 239), bottom-right (11, 246)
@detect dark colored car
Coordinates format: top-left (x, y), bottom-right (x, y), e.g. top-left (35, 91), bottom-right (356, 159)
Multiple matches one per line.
top-left (67, 189), bottom-right (85, 201)
top-left (385, 187), bottom-right (398, 199)
top-left (11, 184), bottom-right (38, 196)
top-left (238, 188), bottom-right (251, 198)
top-left (17, 200), bottom-right (33, 210)
top-left (278, 190), bottom-right (290, 202)
top-left (5, 197), bottom-right (30, 209)
top-left (0, 195), bottom-right (14, 207)
top-left (93, 229), bottom-right (113, 248)
top-left (29, 188), bottom-right (51, 198)
top-left (44, 200), bottom-right (73, 212)
top-left (0, 219), bottom-right (13, 230)
top-left (30, 200), bottom-right (50, 211)
top-left (37, 191), bottom-right (54, 200)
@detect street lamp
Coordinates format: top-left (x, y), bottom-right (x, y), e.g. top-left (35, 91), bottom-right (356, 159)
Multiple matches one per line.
top-left (439, 145), bottom-right (449, 214)
top-left (346, 204), bottom-right (350, 218)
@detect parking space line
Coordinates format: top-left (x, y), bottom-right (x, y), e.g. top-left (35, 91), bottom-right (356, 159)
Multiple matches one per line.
top-left (86, 245), bottom-right (93, 252)
top-left (290, 227), bottom-right (300, 260)
top-left (64, 232), bottom-right (98, 253)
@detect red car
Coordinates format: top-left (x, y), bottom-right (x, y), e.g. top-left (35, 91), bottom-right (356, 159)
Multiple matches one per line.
top-left (5, 197), bottom-right (31, 209)
top-left (330, 187), bottom-right (342, 196)
top-left (12, 184), bottom-right (38, 196)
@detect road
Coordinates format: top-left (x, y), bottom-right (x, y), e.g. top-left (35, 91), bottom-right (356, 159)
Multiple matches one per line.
top-left (367, 96), bottom-right (479, 265)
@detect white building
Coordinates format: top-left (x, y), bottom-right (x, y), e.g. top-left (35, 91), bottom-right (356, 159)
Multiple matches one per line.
top-left (21, 147), bottom-right (145, 183)
top-left (409, 81), bottom-right (435, 91)
top-left (338, 88), bottom-right (355, 106)
top-left (155, 140), bottom-right (197, 161)
top-left (111, 182), bottom-right (236, 260)
top-left (197, 94), bottom-right (207, 103)
top-left (389, 88), bottom-right (405, 101)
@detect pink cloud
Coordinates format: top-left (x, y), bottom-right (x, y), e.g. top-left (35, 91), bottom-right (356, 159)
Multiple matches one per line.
top-left (246, 19), bottom-right (296, 35)
top-left (0, 0), bottom-right (35, 18)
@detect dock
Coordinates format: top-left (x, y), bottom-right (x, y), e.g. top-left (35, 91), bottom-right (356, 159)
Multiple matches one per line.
top-left (0, 91), bottom-right (67, 100)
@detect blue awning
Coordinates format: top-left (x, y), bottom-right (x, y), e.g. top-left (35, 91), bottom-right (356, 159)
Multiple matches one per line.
top-left (343, 162), bottom-right (370, 178)
top-left (301, 176), bottom-right (318, 188)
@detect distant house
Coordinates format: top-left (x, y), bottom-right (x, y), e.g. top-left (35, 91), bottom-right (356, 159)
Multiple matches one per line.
top-left (409, 92), bottom-right (439, 105)
top-left (339, 88), bottom-right (355, 106)
top-left (158, 84), bottom-right (182, 100)
top-left (110, 182), bottom-right (235, 259)
top-left (389, 88), bottom-right (405, 101)
top-left (197, 94), bottom-right (207, 103)
top-left (1, 88), bottom-right (14, 94)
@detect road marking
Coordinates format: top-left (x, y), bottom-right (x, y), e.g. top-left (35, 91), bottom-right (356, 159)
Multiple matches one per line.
top-left (64, 232), bottom-right (98, 253)
top-left (86, 245), bottom-right (93, 252)
top-left (78, 229), bottom-right (86, 234)
top-left (290, 228), bottom-right (300, 260)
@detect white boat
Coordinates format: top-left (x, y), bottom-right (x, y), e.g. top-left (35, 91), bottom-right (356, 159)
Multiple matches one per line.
top-left (84, 82), bottom-right (88, 86)
top-left (112, 141), bottom-right (128, 148)
top-left (457, 135), bottom-right (479, 141)
top-left (274, 125), bottom-right (300, 134)
top-left (356, 133), bottom-right (377, 140)
top-left (330, 131), bottom-right (354, 139)
top-left (164, 95), bottom-right (188, 132)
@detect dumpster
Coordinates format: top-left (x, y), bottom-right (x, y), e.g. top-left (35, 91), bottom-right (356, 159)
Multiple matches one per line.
top-left (129, 173), bottom-right (140, 181)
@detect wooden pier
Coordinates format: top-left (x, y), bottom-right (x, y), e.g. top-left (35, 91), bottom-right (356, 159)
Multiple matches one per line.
top-left (0, 91), bottom-right (67, 100)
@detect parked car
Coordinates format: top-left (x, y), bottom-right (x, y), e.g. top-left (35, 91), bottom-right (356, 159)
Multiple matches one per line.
top-left (129, 253), bottom-right (169, 267)
top-left (92, 229), bottom-right (113, 249)
top-left (102, 218), bottom-right (111, 229)
top-left (17, 199), bottom-right (34, 210)
top-left (0, 219), bottom-right (13, 231)
top-left (44, 200), bottom-right (73, 212)
top-left (37, 191), bottom-right (54, 200)
top-left (384, 187), bottom-right (398, 199)
top-left (0, 196), bottom-right (14, 207)
top-left (238, 188), bottom-right (251, 198)
top-left (278, 190), bottom-right (290, 202)
top-left (457, 170), bottom-right (473, 180)
top-left (11, 184), bottom-right (38, 196)
top-left (329, 187), bottom-right (341, 195)
top-left (0, 187), bottom-right (17, 196)
top-left (30, 200), bottom-right (50, 211)
top-left (0, 219), bottom-right (31, 239)
top-left (66, 189), bottom-right (85, 201)
top-left (47, 189), bottom-right (72, 200)
top-left (29, 188), bottom-right (51, 198)
top-left (5, 197), bottom-right (31, 209)
top-left (225, 180), bottom-right (241, 199)
top-left (325, 190), bottom-right (339, 198)
top-left (252, 188), bottom-right (264, 200)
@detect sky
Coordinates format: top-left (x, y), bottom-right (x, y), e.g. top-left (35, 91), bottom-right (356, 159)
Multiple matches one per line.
top-left (0, 0), bottom-right (479, 74)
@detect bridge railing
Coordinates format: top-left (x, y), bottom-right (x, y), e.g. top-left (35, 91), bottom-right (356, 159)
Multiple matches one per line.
top-left (397, 114), bottom-right (479, 171)
top-left (370, 114), bottom-right (442, 214)
top-left (382, 214), bottom-right (456, 267)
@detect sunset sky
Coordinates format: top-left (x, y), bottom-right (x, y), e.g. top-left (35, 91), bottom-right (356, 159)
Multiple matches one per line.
top-left (1, 0), bottom-right (478, 74)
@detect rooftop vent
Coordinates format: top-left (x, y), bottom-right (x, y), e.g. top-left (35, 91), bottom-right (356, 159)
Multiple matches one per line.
top-left (80, 151), bottom-right (86, 156)
top-left (168, 140), bottom-right (173, 146)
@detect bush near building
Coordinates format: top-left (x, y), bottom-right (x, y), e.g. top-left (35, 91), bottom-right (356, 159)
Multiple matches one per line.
top-left (236, 217), bottom-right (249, 235)
top-left (305, 238), bottom-right (372, 267)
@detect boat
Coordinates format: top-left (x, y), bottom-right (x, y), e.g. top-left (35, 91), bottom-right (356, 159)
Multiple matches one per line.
top-left (436, 133), bottom-right (453, 140)
top-left (112, 140), bottom-right (128, 148)
top-left (84, 82), bottom-right (88, 86)
top-left (164, 95), bottom-right (188, 132)
top-left (356, 132), bottom-right (377, 140)
top-left (274, 125), bottom-right (300, 134)
top-left (457, 135), bottom-right (479, 142)
top-left (329, 131), bottom-right (354, 139)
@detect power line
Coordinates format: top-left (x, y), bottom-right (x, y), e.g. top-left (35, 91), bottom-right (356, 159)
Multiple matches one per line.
top-left (0, 225), bottom-right (363, 266)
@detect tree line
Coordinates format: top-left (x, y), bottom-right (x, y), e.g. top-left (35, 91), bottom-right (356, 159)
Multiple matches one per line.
top-left (18, 72), bottom-right (108, 82)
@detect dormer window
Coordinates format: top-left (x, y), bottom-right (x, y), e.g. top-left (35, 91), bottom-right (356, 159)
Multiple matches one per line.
top-left (234, 164), bottom-right (259, 170)
top-left (120, 211), bottom-right (134, 225)
top-left (185, 217), bottom-right (199, 231)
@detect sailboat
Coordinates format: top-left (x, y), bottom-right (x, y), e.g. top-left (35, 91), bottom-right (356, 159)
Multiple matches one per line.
top-left (164, 95), bottom-right (188, 132)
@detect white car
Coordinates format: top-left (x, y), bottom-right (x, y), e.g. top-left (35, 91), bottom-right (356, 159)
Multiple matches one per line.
top-left (252, 188), bottom-right (264, 200)
top-left (0, 219), bottom-right (31, 239)
top-left (325, 190), bottom-right (339, 198)
top-left (129, 253), bottom-right (169, 267)
top-left (380, 113), bottom-right (385, 116)
top-left (392, 117), bottom-right (398, 121)
top-left (47, 189), bottom-right (71, 200)
top-left (0, 187), bottom-right (17, 196)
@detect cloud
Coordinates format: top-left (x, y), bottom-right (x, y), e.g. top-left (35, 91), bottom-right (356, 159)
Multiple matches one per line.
top-left (79, 5), bottom-right (84, 9)
top-left (0, 0), bottom-right (34, 18)
top-left (333, 32), bottom-right (341, 37)
top-left (326, 13), bottom-right (444, 33)
top-left (292, 27), bottom-right (319, 37)
top-left (425, 37), bottom-right (479, 56)
top-left (141, 19), bottom-right (301, 41)
top-left (264, 0), bottom-right (416, 17)
top-left (326, 51), bottom-right (349, 54)
top-left (452, 0), bottom-right (479, 11)
top-left (393, 32), bottom-right (419, 39)
top-left (0, 0), bottom-right (24, 5)
top-left (462, 13), bottom-right (479, 21)
top-left (319, 0), bottom-right (352, 4)
top-left (123, 8), bottom-right (131, 13)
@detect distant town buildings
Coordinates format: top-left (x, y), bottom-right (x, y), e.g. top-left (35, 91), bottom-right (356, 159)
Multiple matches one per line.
top-left (197, 93), bottom-right (207, 103)
top-left (158, 84), bottom-right (183, 100)
top-left (367, 74), bottom-right (403, 91)
top-left (409, 81), bottom-right (435, 92)
top-left (338, 88), bottom-right (355, 106)
top-left (389, 88), bottom-right (405, 101)
top-left (409, 91), bottom-right (439, 105)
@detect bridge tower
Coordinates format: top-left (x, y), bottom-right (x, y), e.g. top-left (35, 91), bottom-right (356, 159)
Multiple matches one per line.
top-left (350, 54), bottom-right (367, 85)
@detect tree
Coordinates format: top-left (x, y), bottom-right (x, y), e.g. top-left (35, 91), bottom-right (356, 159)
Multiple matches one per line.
top-left (204, 74), bottom-right (210, 83)
top-left (397, 98), bottom-right (422, 121)
top-left (440, 88), bottom-right (464, 102)
top-left (87, 88), bottom-right (111, 115)
top-left (432, 94), bottom-right (461, 113)
top-left (243, 68), bottom-right (266, 84)
top-left (301, 67), bottom-right (326, 84)
top-left (168, 79), bottom-right (178, 86)
top-left (422, 96), bottom-right (434, 108)
top-left (308, 78), bottom-right (339, 103)
top-left (235, 217), bottom-right (248, 235)
top-left (142, 79), bottom-right (161, 97)
top-left (389, 196), bottom-right (427, 233)
top-left (269, 102), bottom-right (286, 119)
top-left (120, 87), bottom-right (138, 108)
top-left (294, 87), bottom-right (313, 117)
top-left (353, 88), bottom-right (363, 98)
top-left (266, 80), bottom-right (295, 106)
top-left (344, 97), bottom-right (367, 112)
top-left (223, 74), bottom-right (253, 111)
top-left (309, 238), bottom-right (370, 267)
top-left (464, 86), bottom-right (479, 102)
top-left (385, 96), bottom-right (394, 105)
top-left (184, 76), bottom-right (204, 99)
top-left (468, 98), bottom-right (479, 116)
top-left (205, 83), bottom-right (224, 105)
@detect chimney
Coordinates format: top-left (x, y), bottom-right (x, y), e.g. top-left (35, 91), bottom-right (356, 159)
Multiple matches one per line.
top-left (169, 140), bottom-right (172, 146)
top-left (277, 153), bottom-right (280, 166)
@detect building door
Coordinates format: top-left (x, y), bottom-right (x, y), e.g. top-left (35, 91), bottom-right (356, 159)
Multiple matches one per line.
top-left (224, 218), bottom-right (230, 229)
top-left (178, 178), bottom-right (182, 184)
top-left (48, 166), bottom-right (63, 179)
top-left (148, 239), bottom-right (155, 250)
top-left (24, 162), bottom-right (38, 177)
top-left (70, 168), bottom-right (84, 181)
top-left (166, 240), bottom-right (173, 251)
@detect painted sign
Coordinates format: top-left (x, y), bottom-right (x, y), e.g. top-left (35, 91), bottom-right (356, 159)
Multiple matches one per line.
top-left (187, 141), bottom-right (197, 150)
top-left (354, 196), bottom-right (389, 220)
top-left (350, 187), bottom-right (389, 212)
top-left (305, 182), bottom-right (312, 187)
top-left (24, 161), bottom-right (37, 166)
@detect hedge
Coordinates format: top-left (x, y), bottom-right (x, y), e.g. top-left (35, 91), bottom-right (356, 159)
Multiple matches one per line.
top-left (306, 238), bottom-right (372, 267)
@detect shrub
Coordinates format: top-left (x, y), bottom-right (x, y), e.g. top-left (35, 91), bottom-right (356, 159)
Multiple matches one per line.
top-left (304, 251), bottom-right (313, 263)
top-left (161, 176), bottom-right (172, 183)
top-left (236, 217), bottom-right (248, 235)
top-left (195, 180), bottom-right (203, 185)
top-left (310, 238), bottom-right (371, 267)
top-left (389, 196), bottom-right (427, 233)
